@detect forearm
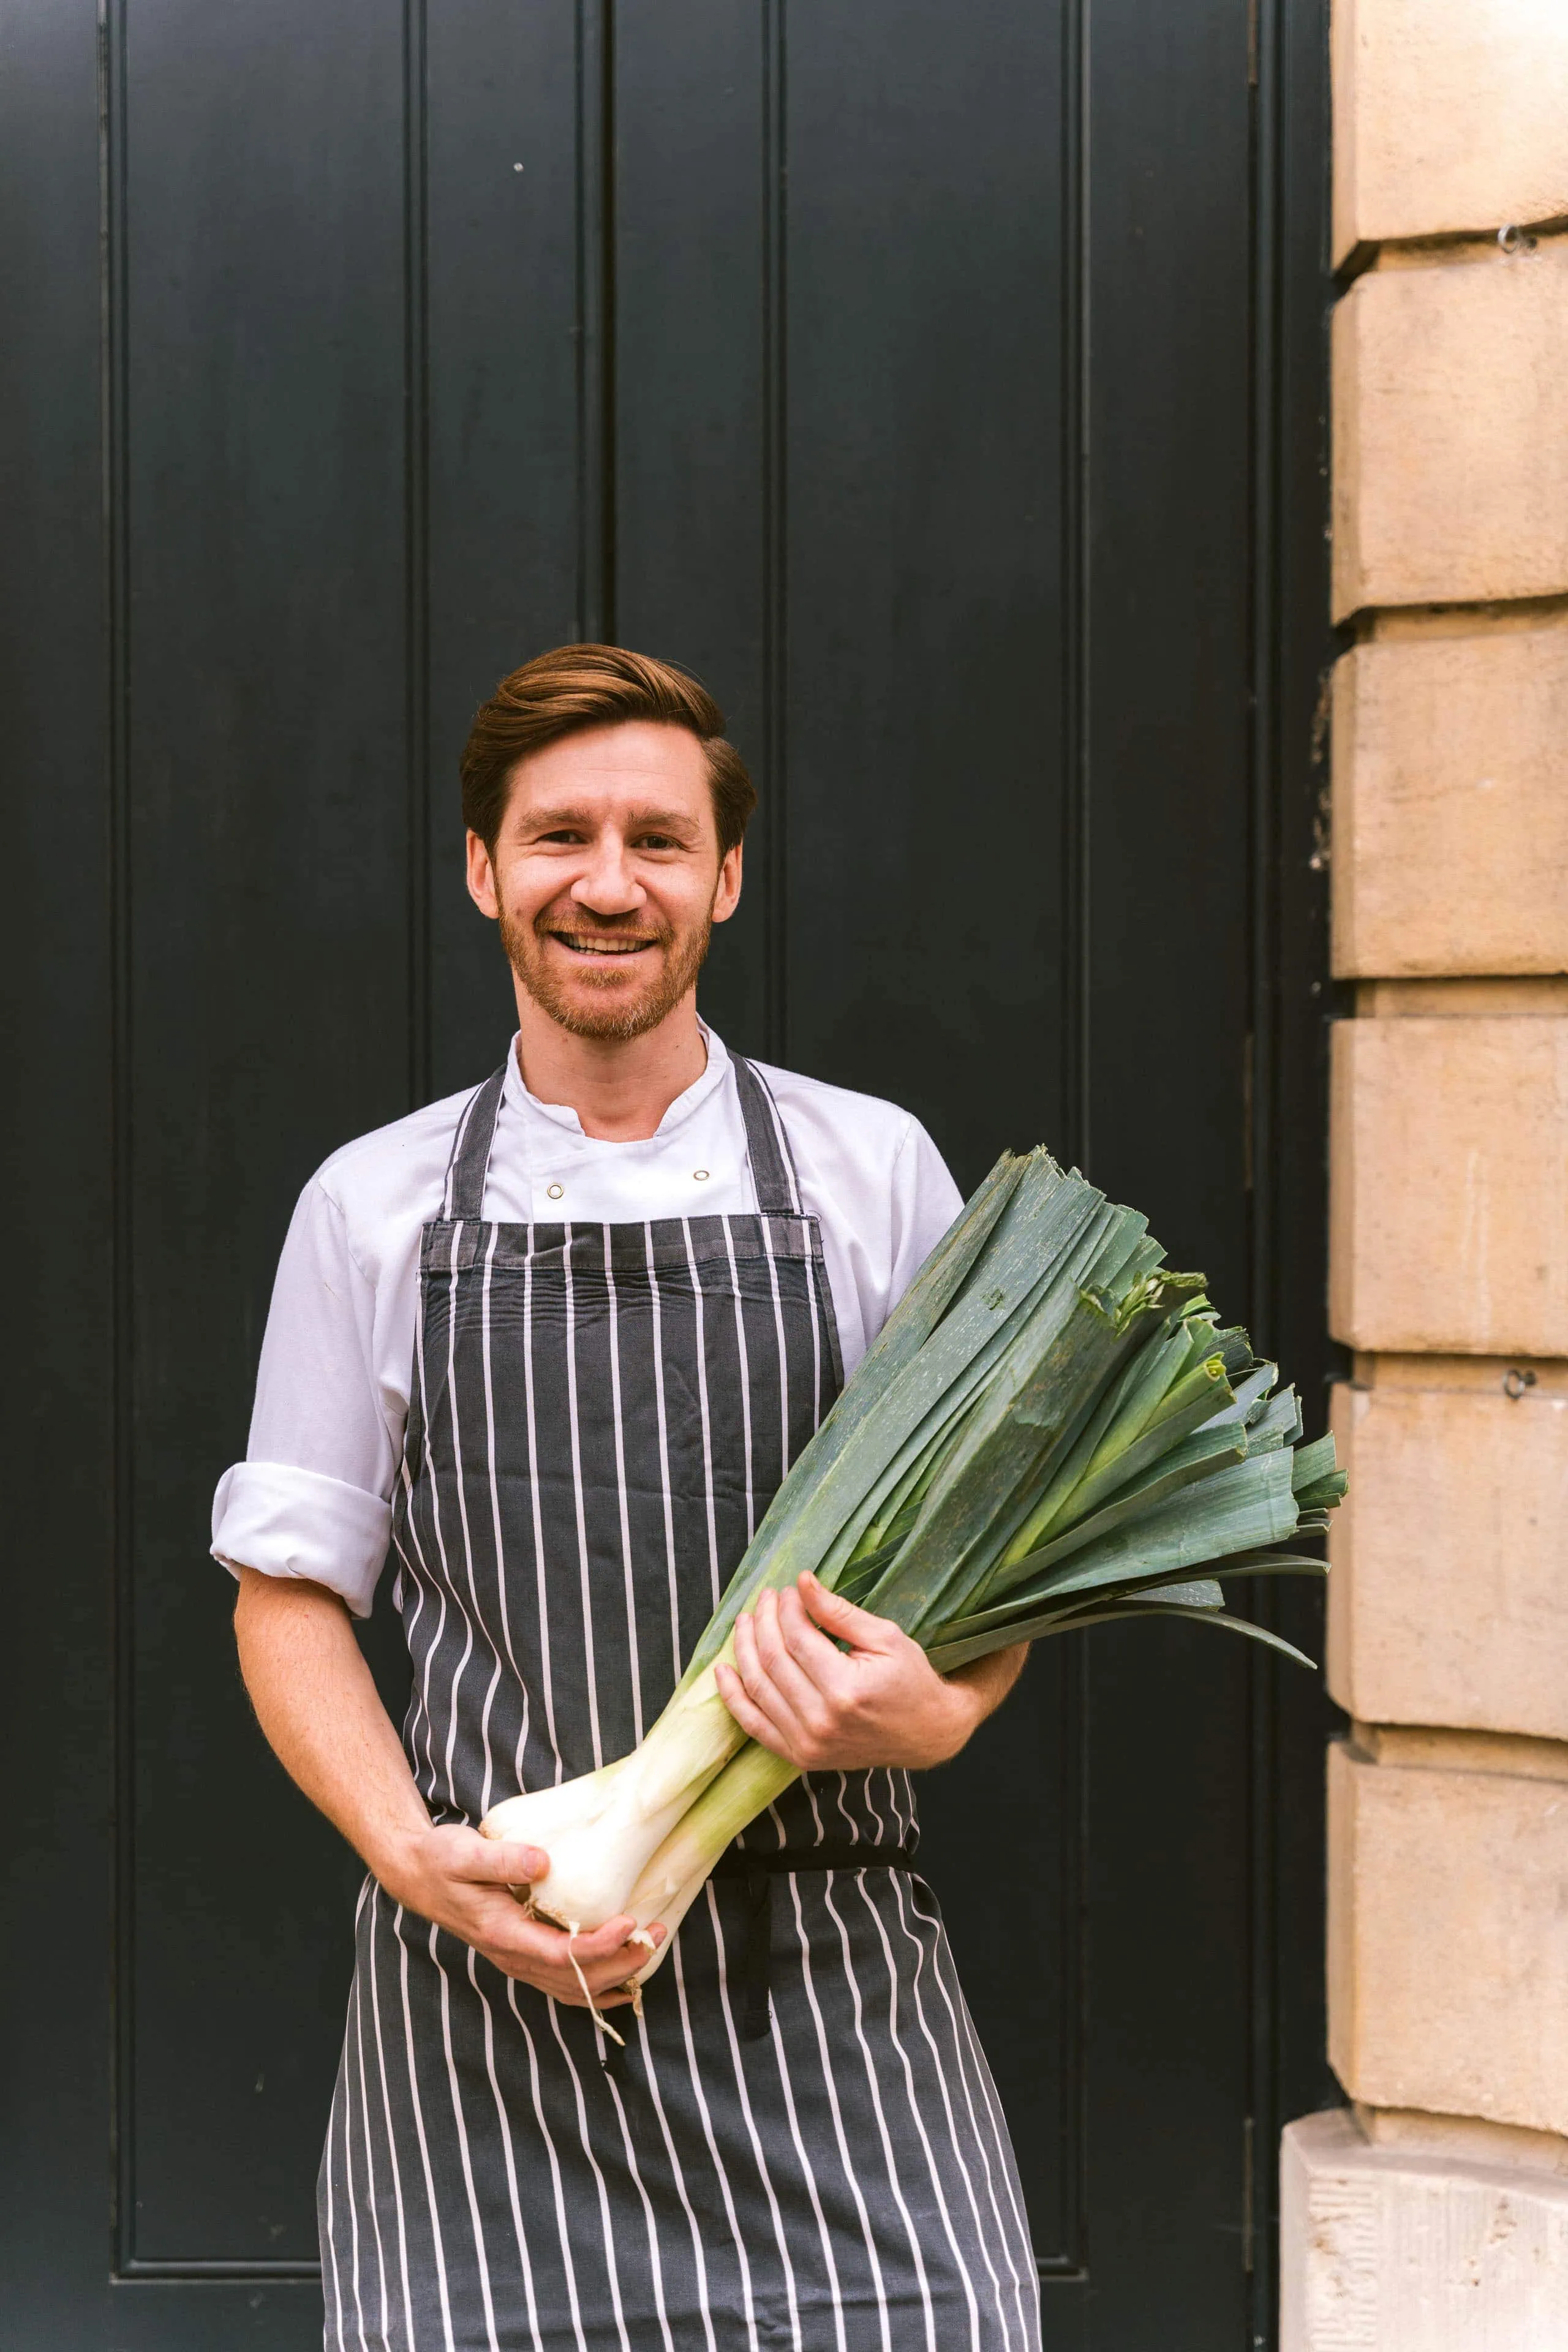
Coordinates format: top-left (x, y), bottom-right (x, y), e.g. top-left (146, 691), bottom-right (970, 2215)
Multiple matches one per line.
top-left (232, 1566), bottom-right (428, 1880)
top-left (944, 1640), bottom-right (1030, 1741)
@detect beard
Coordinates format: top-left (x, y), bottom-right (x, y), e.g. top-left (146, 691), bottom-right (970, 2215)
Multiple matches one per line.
top-left (497, 898), bottom-right (715, 1042)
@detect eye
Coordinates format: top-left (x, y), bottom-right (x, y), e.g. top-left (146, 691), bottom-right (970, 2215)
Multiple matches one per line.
top-left (537, 827), bottom-right (587, 846)
top-left (635, 832), bottom-right (683, 852)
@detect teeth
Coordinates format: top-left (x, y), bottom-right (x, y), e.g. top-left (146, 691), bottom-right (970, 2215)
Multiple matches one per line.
top-left (556, 935), bottom-right (652, 956)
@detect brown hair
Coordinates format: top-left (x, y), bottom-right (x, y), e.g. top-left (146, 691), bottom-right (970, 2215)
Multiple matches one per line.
top-left (460, 643), bottom-right (757, 854)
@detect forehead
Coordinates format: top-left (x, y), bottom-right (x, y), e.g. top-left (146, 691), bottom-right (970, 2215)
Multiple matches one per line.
top-left (504, 721), bottom-right (711, 822)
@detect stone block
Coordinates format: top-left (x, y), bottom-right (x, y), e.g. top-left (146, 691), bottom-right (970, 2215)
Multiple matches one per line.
top-left (1327, 1738), bottom-right (1568, 2133)
top-left (1354, 2101), bottom-right (1568, 2177)
top-left (1331, 623), bottom-right (1568, 978)
top-left (1281, 2106), bottom-right (1568, 2350)
top-left (1333, 0), bottom-right (1568, 260)
top-left (1327, 1379), bottom-right (1568, 1740)
top-left (1332, 244), bottom-right (1568, 618)
top-left (1329, 1016), bottom-right (1568, 1355)
top-left (1355, 2101), bottom-right (1568, 2177)
top-left (1357, 978), bottom-right (1568, 1019)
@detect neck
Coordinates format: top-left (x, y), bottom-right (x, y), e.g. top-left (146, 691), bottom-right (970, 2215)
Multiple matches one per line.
top-left (512, 990), bottom-right (709, 1140)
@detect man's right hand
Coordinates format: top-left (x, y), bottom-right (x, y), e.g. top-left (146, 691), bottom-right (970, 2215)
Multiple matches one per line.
top-left (230, 1572), bottom-right (662, 2010)
top-left (377, 1823), bottom-right (663, 2009)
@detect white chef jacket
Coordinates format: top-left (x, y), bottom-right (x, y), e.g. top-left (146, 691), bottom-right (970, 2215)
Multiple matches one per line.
top-left (211, 1027), bottom-right (963, 1616)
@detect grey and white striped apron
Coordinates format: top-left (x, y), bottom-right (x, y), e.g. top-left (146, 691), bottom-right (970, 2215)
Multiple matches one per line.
top-left (320, 1053), bottom-right (1040, 2351)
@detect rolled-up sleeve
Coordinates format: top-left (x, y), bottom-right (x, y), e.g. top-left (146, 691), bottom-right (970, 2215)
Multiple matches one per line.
top-left (211, 1461), bottom-right (392, 1619)
top-left (211, 1174), bottom-right (401, 1618)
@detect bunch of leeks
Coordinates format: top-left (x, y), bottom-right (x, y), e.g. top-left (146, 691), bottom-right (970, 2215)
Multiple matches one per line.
top-left (481, 1147), bottom-right (1343, 1994)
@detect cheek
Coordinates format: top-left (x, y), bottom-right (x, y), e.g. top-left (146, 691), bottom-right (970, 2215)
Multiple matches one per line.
top-left (649, 865), bottom-right (722, 930)
top-left (497, 858), bottom-right (566, 929)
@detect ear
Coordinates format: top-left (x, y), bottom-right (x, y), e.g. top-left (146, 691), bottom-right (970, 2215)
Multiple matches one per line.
top-left (712, 838), bottom-right (744, 926)
top-left (466, 829), bottom-right (500, 921)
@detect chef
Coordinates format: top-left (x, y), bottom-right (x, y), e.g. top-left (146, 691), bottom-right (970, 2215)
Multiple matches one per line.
top-left (214, 643), bottom-right (1040, 2351)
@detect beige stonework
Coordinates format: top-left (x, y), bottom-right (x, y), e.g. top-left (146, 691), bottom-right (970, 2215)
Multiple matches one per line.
top-left (1327, 1738), bottom-right (1568, 2134)
top-left (1358, 1722), bottom-right (1568, 1784)
top-left (1355, 2103), bottom-right (1568, 2177)
top-left (1303, 4), bottom-right (1568, 2338)
top-left (1329, 1017), bottom-right (1568, 1355)
top-left (1332, 0), bottom-right (1568, 262)
top-left (1356, 978), bottom-right (1568, 1017)
top-left (1281, 2107), bottom-right (1568, 2350)
top-left (1327, 1379), bottom-right (1568, 1739)
top-left (1330, 622), bottom-right (1568, 977)
top-left (1332, 241), bottom-right (1568, 619)
top-left (1351, 1352), bottom-right (1568, 1395)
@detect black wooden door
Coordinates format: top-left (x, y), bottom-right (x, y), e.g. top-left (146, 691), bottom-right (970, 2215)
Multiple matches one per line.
top-left (1, 3), bottom-right (1336, 2345)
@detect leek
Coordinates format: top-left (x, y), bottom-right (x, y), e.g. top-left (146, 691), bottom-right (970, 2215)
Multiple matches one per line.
top-left (481, 1147), bottom-right (1343, 1998)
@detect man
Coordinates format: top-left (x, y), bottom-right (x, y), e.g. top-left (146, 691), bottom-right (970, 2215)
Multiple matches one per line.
top-left (216, 644), bottom-right (1039, 2351)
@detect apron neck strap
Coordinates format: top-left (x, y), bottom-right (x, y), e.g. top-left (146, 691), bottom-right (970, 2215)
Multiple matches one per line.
top-left (440, 1046), bottom-right (804, 1221)
top-left (731, 1055), bottom-right (802, 1217)
top-left (443, 1062), bottom-right (508, 1218)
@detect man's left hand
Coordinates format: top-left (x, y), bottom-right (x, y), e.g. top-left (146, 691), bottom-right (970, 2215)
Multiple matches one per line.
top-left (714, 1571), bottom-right (982, 1773)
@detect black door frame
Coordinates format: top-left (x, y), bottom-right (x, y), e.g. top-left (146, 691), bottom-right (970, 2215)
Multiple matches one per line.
top-left (0, 1), bottom-right (1337, 2343)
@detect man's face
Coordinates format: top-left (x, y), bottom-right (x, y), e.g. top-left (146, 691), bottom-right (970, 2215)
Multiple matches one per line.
top-left (466, 721), bottom-right (742, 1043)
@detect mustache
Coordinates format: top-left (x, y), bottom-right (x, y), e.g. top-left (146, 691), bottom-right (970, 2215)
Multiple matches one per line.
top-left (535, 908), bottom-right (672, 947)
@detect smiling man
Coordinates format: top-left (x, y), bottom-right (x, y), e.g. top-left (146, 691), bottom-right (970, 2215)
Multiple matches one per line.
top-left (215, 644), bottom-right (1039, 2351)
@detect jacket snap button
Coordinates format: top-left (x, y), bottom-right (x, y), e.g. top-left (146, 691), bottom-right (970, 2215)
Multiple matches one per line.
top-left (546, 1183), bottom-right (564, 1200)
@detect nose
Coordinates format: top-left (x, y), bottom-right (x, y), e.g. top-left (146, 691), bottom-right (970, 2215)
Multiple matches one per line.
top-left (570, 832), bottom-right (646, 918)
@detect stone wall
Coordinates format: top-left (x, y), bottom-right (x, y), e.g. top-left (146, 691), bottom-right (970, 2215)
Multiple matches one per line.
top-left (1283, 4), bottom-right (1568, 2343)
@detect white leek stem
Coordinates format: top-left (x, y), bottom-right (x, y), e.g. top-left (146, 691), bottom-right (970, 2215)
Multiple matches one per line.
top-left (480, 1654), bottom-right (750, 1931)
top-left (623, 1741), bottom-right (801, 1987)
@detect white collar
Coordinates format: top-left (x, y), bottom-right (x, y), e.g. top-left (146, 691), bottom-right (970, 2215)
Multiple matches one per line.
top-left (500, 1020), bottom-right (732, 1145)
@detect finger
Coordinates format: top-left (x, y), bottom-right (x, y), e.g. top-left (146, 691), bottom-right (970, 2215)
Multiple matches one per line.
top-left (575, 1917), bottom-right (666, 1964)
top-left (798, 1570), bottom-right (902, 1653)
top-left (477, 1907), bottom-right (630, 1966)
top-left (753, 1586), bottom-right (831, 1692)
top-left (489, 1956), bottom-right (638, 2007)
top-left (731, 1604), bottom-right (759, 1683)
top-left (732, 1599), bottom-right (800, 1714)
top-left (731, 1600), bottom-right (827, 1735)
top-left (537, 1917), bottom-right (667, 1975)
top-left (459, 1834), bottom-right (551, 1887)
top-left (491, 1921), bottom-right (657, 1988)
top-left (534, 1913), bottom-right (640, 1961)
top-left (715, 1660), bottom-right (805, 1764)
top-left (772, 1583), bottom-right (856, 1701)
top-left (564, 1954), bottom-right (652, 1995)
top-left (552, 1982), bottom-right (635, 2010)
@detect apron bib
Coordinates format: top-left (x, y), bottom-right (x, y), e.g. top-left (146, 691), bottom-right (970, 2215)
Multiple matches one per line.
top-left (318, 1054), bottom-right (1039, 2352)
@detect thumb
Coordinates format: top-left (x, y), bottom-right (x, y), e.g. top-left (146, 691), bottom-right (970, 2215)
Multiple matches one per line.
top-left (465, 1835), bottom-right (549, 1887)
top-left (797, 1571), bottom-right (900, 1652)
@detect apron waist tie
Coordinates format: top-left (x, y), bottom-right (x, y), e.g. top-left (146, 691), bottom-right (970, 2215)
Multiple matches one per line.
top-left (710, 1843), bottom-right (921, 2040)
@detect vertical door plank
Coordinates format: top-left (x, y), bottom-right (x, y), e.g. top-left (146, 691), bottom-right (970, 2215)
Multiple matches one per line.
top-left (1082, 0), bottom-right (1256, 2340)
top-left (614, 0), bottom-right (773, 1054)
top-left (426, 0), bottom-right (587, 1092)
top-left (782, 0), bottom-right (1069, 1183)
top-left (0, 0), bottom-right (118, 2339)
top-left (121, 0), bottom-right (410, 2266)
top-left (780, 0), bottom-right (1079, 2271)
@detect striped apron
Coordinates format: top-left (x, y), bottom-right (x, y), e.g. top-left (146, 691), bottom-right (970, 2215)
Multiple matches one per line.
top-left (319, 1054), bottom-right (1041, 2352)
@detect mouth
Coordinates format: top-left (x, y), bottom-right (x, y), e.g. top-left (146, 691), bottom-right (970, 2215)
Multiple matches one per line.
top-left (548, 930), bottom-right (662, 960)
